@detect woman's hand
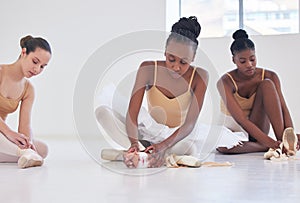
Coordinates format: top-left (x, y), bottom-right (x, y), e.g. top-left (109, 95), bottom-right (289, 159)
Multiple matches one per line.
top-left (128, 142), bottom-right (140, 153)
top-left (145, 143), bottom-right (167, 168)
top-left (123, 151), bottom-right (140, 168)
top-left (123, 142), bottom-right (140, 168)
top-left (5, 131), bottom-right (30, 149)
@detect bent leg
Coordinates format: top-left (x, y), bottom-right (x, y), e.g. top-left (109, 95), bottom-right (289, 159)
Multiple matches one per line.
top-left (169, 140), bottom-right (198, 156)
top-left (95, 105), bottom-right (131, 149)
top-left (33, 140), bottom-right (48, 159)
top-left (95, 105), bottom-right (144, 150)
top-left (217, 80), bottom-right (284, 154)
top-left (0, 133), bottom-right (46, 163)
top-left (250, 79), bottom-right (284, 141)
top-left (0, 153), bottom-right (18, 163)
top-left (0, 132), bottom-right (20, 157)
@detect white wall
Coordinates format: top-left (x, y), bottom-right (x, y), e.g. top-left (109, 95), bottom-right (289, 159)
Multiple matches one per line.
top-left (0, 0), bottom-right (166, 137)
top-left (1, 0), bottom-right (299, 138)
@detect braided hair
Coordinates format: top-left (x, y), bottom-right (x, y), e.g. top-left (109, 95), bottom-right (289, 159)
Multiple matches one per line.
top-left (166, 16), bottom-right (201, 54)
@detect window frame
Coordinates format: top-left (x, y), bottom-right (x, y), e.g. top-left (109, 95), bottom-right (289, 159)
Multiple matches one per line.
top-left (166, 0), bottom-right (300, 37)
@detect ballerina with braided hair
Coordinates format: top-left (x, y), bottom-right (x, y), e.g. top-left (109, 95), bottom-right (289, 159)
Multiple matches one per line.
top-left (96, 16), bottom-right (209, 168)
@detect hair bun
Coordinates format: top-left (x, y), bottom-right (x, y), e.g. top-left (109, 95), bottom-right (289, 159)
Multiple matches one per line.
top-left (20, 35), bottom-right (34, 48)
top-left (171, 16), bottom-right (201, 42)
top-left (232, 29), bottom-right (248, 40)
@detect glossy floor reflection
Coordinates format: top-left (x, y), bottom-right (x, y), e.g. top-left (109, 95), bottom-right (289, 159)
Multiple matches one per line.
top-left (1, 136), bottom-right (300, 203)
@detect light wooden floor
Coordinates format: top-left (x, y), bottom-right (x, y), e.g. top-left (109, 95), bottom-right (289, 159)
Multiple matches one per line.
top-left (1, 136), bottom-right (300, 203)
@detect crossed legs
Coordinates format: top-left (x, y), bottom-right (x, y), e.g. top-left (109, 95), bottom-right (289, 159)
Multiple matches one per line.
top-left (0, 132), bottom-right (48, 167)
top-left (95, 105), bottom-right (197, 156)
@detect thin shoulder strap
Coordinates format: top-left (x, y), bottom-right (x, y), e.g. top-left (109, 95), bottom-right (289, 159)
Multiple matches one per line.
top-left (226, 73), bottom-right (238, 92)
top-left (188, 67), bottom-right (197, 91)
top-left (153, 61), bottom-right (157, 86)
top-left (261, 69), bottom-right (265, 80)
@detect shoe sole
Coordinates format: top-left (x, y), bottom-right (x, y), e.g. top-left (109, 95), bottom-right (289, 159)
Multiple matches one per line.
top-left (18, 156), bottom-right (43, 169)
top-left (283, 127), bottom-right (298, 156)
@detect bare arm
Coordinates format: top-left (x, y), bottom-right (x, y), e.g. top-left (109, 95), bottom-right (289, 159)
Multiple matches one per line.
top-left (217, 74), bottom-right (278, 148)
top-left (126, 61), bottom-right (153, 150)
top-left (0, 116), bottom-right (30, 148)
top-left (18, 82), bottom-right (35, 145)
top-left (0, 69), bottom-right (31, 148)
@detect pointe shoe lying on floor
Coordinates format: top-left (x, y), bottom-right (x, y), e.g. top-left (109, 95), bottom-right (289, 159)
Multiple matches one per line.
top-left (165, 154), bottom-right (201, 168)
top-left (18, 149), bottom-right (44, 169)
top-left (264, 143), bottom-right (288, 161)
top-left (101, 149), bottom-right (125, 161)
top-left (101, 149), bottom-right (149, 168)
top-left (282, 127), bottom-right (298, 156)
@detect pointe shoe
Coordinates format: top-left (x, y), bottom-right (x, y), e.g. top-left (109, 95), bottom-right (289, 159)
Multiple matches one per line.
top-left (18, 149), bottom-right (44, 169)
top-left (101, 149), bottom-right (124, 161)
top-left (123, 152), bottom-right (149, 168)
top-left (264, 143), bottom-right (288, 161)
top-left (264, 148), bottom-right (282, 159)
top-left (174, 155), bottom-right (201, 167)
top-left (282, 127), bottom-right (298, 156)
top-left (166, 154), bottom-right (201, 168)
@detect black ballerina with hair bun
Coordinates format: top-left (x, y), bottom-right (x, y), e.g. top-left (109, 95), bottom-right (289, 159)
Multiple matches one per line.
top-left (230, 29), bottom-right (255, 55)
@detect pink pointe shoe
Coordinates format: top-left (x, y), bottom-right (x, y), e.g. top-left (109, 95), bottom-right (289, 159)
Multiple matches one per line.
top-left (282, 127), bottom-right (298, 157)
top-left (18, 149), bottom-right (44, 169)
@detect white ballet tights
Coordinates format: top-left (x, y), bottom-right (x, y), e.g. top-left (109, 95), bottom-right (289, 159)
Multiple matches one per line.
top-left (0, 132), bottom-right (48, 163)
top-left (95, 105), bottom-right (197, 156)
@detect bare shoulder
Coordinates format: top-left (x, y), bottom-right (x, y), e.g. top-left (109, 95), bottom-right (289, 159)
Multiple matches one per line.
top-left (139, 60), bottom-right (155, 69)
top-left (26, 79), bottom-right (35, 90)
top-left (134, 60), bottom-right (157, 86)
top-left (264, 69), bottom-right (279, 79)
top-left (137, 60), bottom-right (155, 74)
top-left (0, 65), bottom-right (5, 76)
top-left (23, 79), bottom-right (35, 99)
top-left (218, 70), bottom-right (232, 84)
top-left (194, 67), bottom-right (208, 83)
top-left (0, 65), bottom-right (6, 83)
top-left (217, 69), bottom-right (236, 92)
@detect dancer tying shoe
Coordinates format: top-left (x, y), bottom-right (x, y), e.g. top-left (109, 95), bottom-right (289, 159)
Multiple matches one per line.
top-left (96, 16), bottom-right (209, 168)
top-left (0, 35), bottom-right (51, 168)
top-left (216, 29), bottom-right (299, 157)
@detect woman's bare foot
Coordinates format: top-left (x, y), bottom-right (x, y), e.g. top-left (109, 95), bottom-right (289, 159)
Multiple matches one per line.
top-left (217, 141), bottom-right (268, 154)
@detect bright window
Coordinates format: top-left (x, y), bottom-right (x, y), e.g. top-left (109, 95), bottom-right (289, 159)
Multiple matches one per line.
top-left (169, 0), bottom-right (299, 38)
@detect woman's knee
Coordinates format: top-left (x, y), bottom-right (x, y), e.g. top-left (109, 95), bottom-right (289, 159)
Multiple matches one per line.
top-left (33, 140), bottom-right (48, 158)
top-left (257, 79), bottom-right (276, 93)
top-left (95, 105), bottom-right (126, 125)
top-left (95, 105), bottom-right (113, 122)
top-left (95, 105), bottom-right (111, 117)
